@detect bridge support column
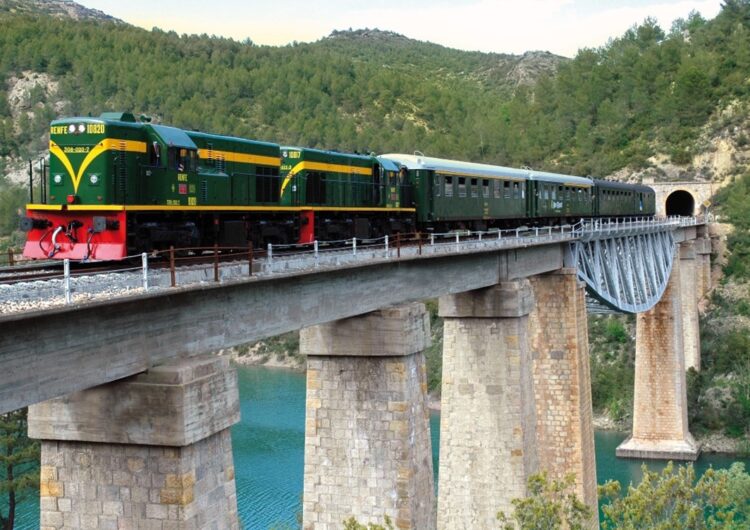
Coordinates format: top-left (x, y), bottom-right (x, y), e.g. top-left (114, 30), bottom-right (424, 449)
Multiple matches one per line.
top-left (696, 237), bottom-right (712, 300)
top-left (680, 242), bottom-right (701, 371)
top-left (28, 355), bottom-right (240, 530)
top-left (436, 281), bottom-right (538, 529)
top-left (528, 269), bottom-right (598, 528)
top-left (300, 303), bottom-right (435, 530)
top-left (617, 257), bottom-right (700, 460)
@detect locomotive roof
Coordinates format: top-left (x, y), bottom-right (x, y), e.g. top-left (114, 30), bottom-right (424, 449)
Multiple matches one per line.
top-left (150, 124), bottom-right (197, 150)
top-left (189, 130), bottom-right (279, 150)
top-left (379, 153), bottom-right (593, 186)
top-left (281, 146), bottom-right (375, 163)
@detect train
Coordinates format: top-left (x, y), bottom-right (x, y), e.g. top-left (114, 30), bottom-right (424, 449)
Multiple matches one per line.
top-left (21, 112), bottom-right (656, 261)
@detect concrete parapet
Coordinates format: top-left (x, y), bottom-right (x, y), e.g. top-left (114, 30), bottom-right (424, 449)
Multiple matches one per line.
top-left (528, 269), bottom-right (598, 528)
top-left (617, 257), bottom-right (700, 461)
top-left (29, 355), bottom-right (240, 529)
top-left (679, 242), bottom-right (701, 371)
top-left (301, 303), bottom-right (435, 530)
top-left (436, 280), bottom-right (538, 529)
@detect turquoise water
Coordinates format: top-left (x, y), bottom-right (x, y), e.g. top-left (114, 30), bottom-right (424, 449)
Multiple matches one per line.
top-left (11, 366), bottom-right (750, 529)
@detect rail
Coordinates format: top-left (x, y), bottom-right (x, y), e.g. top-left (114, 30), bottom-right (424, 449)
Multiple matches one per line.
top-left (0, 215), bottom-right (707, 313)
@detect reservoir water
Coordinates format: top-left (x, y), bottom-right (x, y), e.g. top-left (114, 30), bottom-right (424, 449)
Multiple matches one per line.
top-left (12, 365), bottom-right (750, 529)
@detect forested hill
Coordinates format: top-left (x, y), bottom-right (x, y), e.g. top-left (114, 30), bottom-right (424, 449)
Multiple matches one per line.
top-left (0, 1), bottom-right (563, 175)
top-left (1, 0), bottom-right (750, 184)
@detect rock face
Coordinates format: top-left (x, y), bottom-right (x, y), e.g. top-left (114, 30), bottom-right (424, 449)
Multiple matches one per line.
top-left (0, 0), bottom-right (121, 22)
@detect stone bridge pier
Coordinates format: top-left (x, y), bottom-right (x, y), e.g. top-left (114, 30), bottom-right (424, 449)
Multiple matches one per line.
top-left (617, 250), bottom-right (700, 461)
top-left (437, 269), bottom-right (598, 530)
top-left (28, 355), bottom-right (241, 529)
top-left (300, 303), bottom-right (436, 530)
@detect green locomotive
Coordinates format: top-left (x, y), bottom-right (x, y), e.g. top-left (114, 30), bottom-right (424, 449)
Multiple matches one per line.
top-left (22, 112), bottom-right (415, 260)
top-left (22, 112), bottom-right (656, 261)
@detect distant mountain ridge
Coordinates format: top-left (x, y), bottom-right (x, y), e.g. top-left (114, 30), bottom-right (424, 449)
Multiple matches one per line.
top-left (323, 28), bottom-right (566, 90)
top-left (0, 0), bottom-right (120, 22)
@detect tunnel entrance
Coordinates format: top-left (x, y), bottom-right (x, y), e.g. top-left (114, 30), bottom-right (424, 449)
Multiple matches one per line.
top-left (665, 190), bottom-right (695, 216)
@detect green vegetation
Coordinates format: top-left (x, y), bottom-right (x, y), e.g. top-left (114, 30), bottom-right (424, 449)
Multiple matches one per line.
top-left (688, 172), bottom-right (750, 443)
top-left (346, 463), bottom-right (750, 529)
top-left (1, 1), bottom-right (750, 185)
top-left (0, 409), bottom-right (39, 530)
top-left (588, 315), bottom-right (635, 422)
top-left (599, 462), bottom-right (750, 529)
top-left (497, 472), bottom-right (593, 530)
top-left (343, 515), bottom-right (394, 530)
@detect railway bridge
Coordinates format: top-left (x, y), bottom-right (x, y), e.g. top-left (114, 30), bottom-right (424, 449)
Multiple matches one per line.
top-left (0, 217), bottom-right (716, 530)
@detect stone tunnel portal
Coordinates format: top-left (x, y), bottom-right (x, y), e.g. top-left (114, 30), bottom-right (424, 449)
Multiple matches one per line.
top-left (665, 190), bottom-right (695, 216)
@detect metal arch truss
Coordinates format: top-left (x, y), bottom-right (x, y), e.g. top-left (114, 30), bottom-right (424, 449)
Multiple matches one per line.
top-left (571, 230), bottom-right (676, 314)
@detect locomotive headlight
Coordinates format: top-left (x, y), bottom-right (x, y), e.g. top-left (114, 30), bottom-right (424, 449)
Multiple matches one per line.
top-left (67, 124), bottom-right (76, 134)
top-left (53, 174), bottom-right (62, 184)
top-left (89, 174), bottom-right (99, 185)
top-left (78, 123), bottom-right (86, 133)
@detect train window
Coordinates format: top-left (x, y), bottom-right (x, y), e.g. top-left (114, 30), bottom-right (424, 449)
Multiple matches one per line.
top-left (504, 180), bottom-right (511, 199)
top-left (149, 141), bottom-right (161, 166)
top-left (543, 187), bottom-right (549, 200)
top-left (551, 188), bottom-right (557, 200)
top-left (482, 179), bottom-right (490, 198)
top-left (493, 180), bottom-right (501, 199)
top-left (445, 176), bottom-right (453, 197)
top-left (513, 182), bottom-right (520, 199)
top-left (169, 147), bottom-right (196, 172)
top-left (471, 178), bottom-right (479, 198)
top-left (434, 174), bottom-right (441, 197)
top-left (458, 177), bottom-right (467, 198)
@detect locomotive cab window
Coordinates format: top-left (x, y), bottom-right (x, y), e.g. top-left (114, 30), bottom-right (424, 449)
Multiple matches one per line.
top-left (168, 147), bottom-right (196, 172)
top-left (149, 141), bottom-right (161, 166)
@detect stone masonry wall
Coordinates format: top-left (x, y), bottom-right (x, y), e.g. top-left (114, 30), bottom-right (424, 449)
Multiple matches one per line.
top-left (617, 257), bottom-right (699, 460)
top-left (528, 270), bottom-right (598, 526)
top-left (303, 353), bottom-right (434, 530)
top-left (301, 304), bottom-right (435, 530)
top-left (680, 243), bottom-right (701, 371)
top-left (438, 315), bottom-right (537, 528)
top-left (39, 429), bottom-right (238, 530)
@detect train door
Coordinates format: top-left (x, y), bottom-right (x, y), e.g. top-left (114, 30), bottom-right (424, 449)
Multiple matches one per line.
top-left (372, 163), bottom-right (381, 206)
top-left (386, 169), bottom-right (400, 208)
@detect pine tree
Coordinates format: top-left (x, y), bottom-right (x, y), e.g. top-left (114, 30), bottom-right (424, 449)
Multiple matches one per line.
top-left (0, 408), bottom-right (40, 530)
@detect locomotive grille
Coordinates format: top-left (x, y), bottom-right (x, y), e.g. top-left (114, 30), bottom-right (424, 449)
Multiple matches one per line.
top-left (117, 141), bottom-right (127, 199)
top-left (200, 179), bottom-right (208, 202)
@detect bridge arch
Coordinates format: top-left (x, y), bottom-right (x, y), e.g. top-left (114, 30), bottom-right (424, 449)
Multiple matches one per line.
top-left (665, 190), bottom-right (695, 216)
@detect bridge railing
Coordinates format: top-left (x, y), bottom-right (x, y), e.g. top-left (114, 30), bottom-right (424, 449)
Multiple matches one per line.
top-left (0, 216), bottom-right (706, 314)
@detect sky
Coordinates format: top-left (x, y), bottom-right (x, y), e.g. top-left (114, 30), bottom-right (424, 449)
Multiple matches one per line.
top-left (76, 0), bottom-right (723, 57)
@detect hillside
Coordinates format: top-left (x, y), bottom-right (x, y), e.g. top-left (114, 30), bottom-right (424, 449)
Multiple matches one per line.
top-left (0, 0), bottom-right (119, 21)
top-left (0, 2), bottom-right (563, 183)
